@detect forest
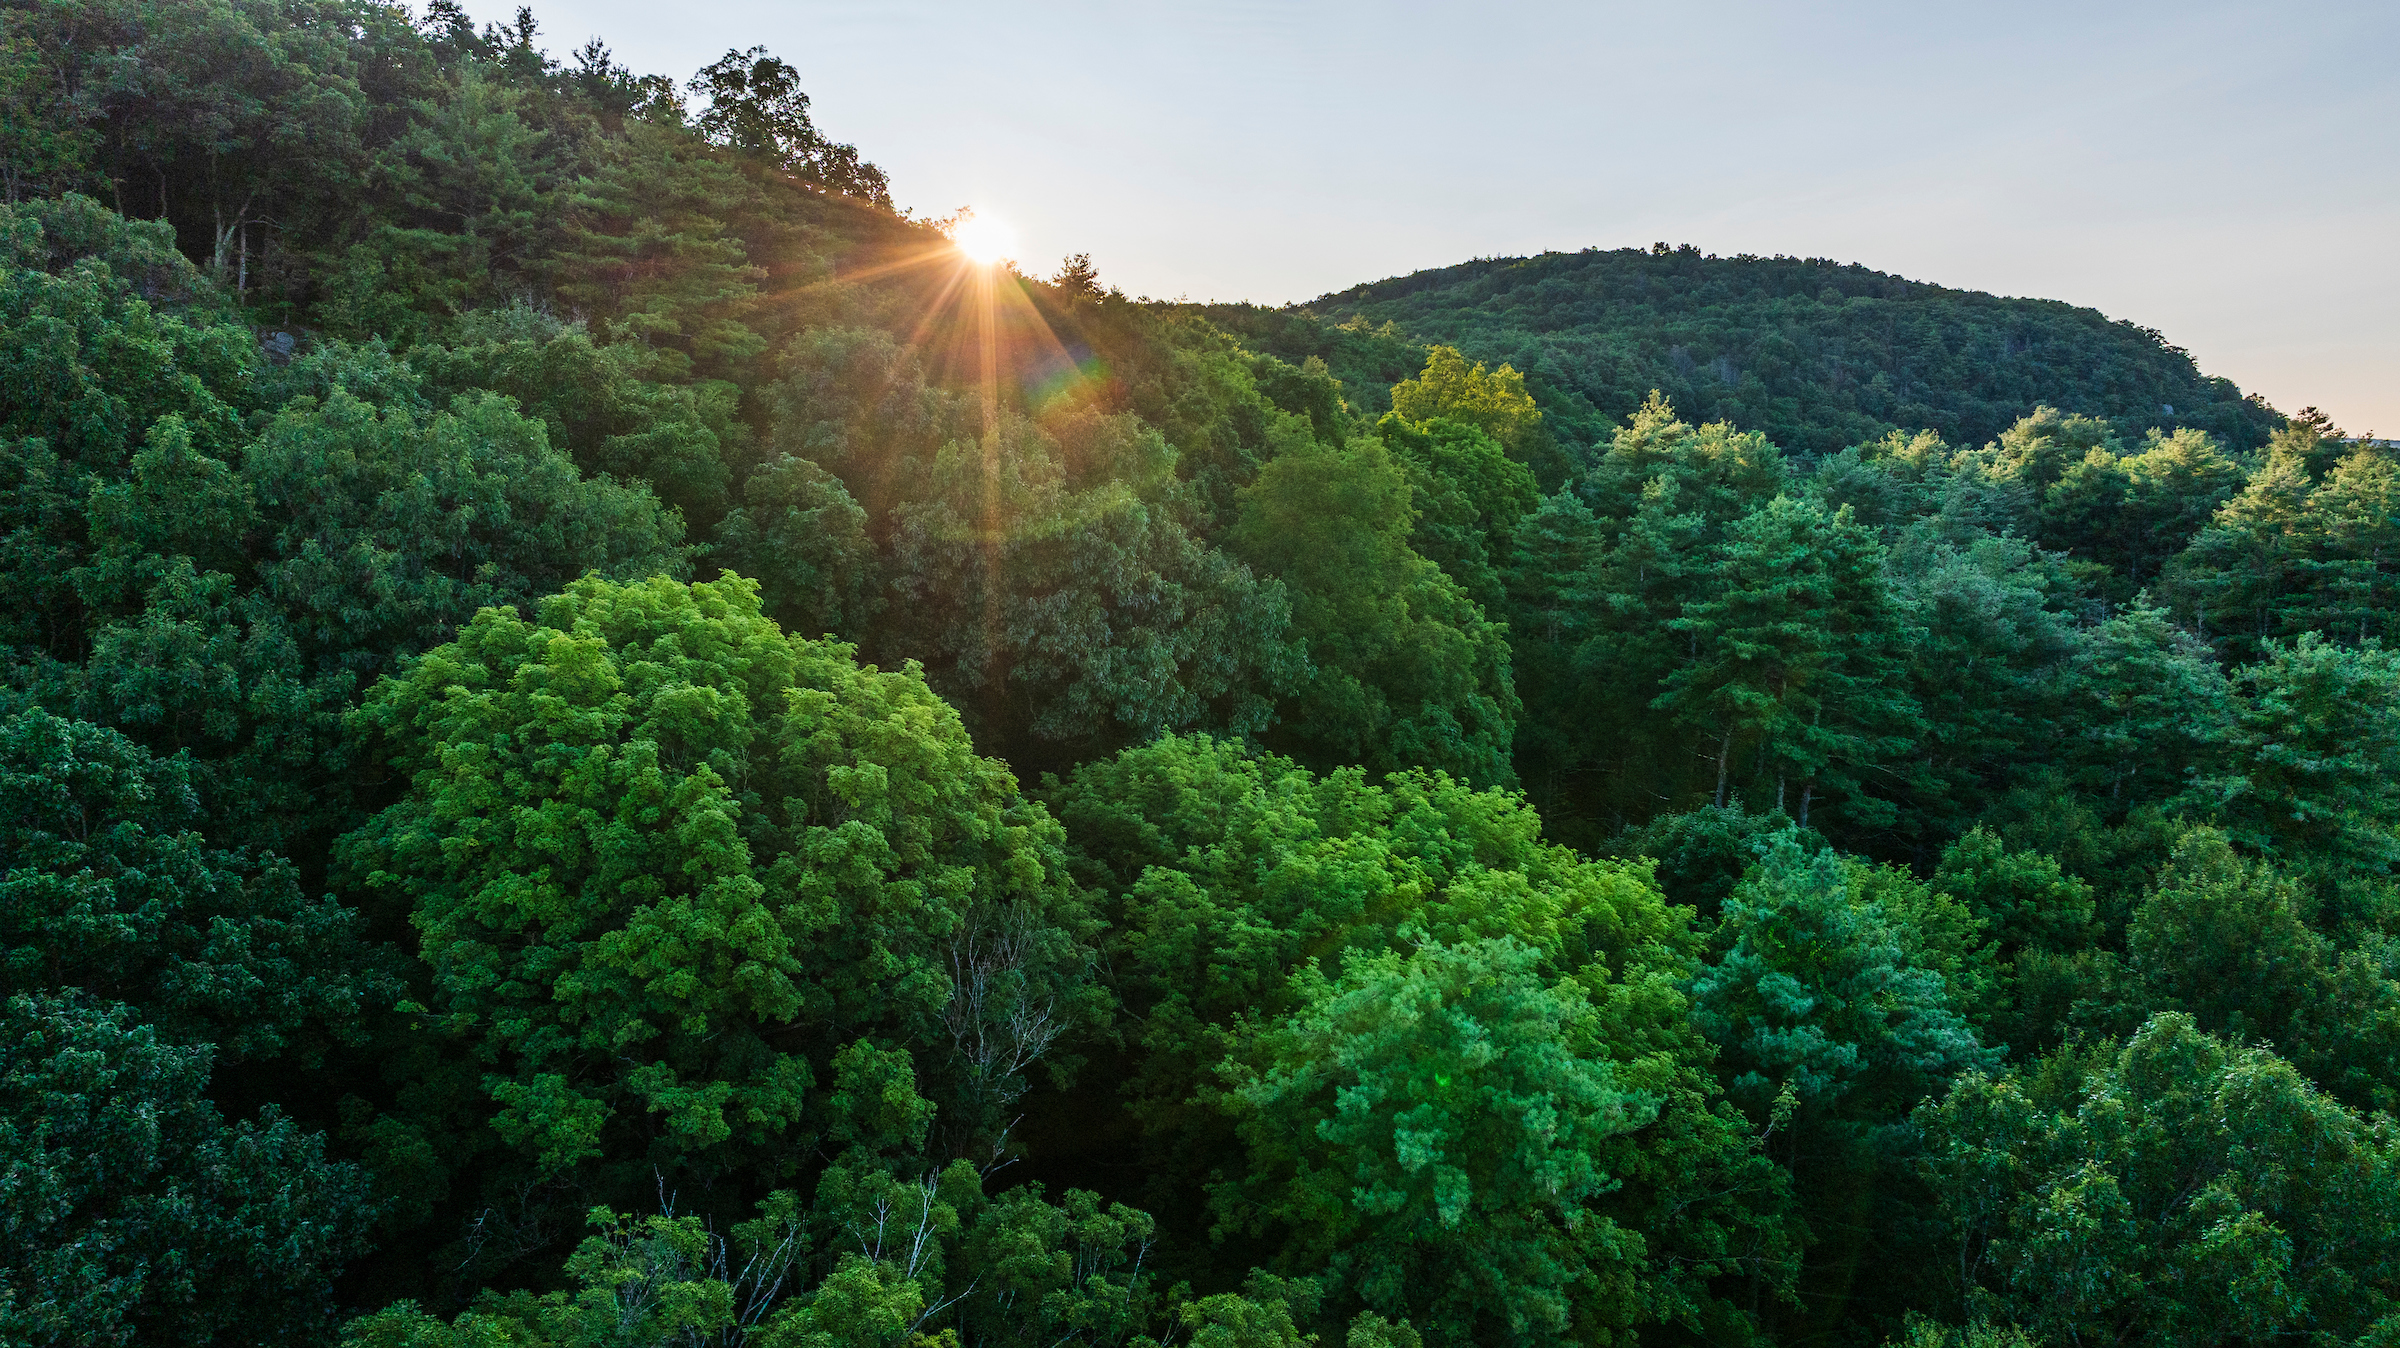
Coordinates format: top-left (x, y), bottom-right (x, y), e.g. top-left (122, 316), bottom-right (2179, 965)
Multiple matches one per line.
top-left (5, 3), bottom-right (2400, 1347)
top-left (1203, 249), bottom-right (2284, 465)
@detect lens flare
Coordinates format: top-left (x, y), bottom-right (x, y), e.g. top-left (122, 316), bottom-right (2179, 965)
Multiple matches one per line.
top-left (952, 210), bottom-right (1017, 265)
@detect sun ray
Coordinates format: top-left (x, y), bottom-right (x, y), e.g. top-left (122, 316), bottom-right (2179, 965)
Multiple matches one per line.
top-left (756, 205), bottom-right (1098, 466)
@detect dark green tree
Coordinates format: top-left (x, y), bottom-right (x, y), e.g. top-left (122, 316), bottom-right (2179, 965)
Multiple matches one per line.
top-left (0, 708), bottom-right (387, 1060)
top-left (1, 993), bottom-right (379, 1347)
top-left (688, 46), bottom-right (890, 205)
top-left (1918, 1015), bottom-right (2400, 1345)
top-left (1657, 496), bottom-right (1923, 828)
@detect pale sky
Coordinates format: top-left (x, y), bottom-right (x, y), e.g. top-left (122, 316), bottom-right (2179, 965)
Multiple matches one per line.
top-left (459, 0), bottom-right (2398, 435)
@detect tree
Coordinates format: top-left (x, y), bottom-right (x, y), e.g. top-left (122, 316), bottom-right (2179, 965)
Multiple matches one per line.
top-left (1582, 391), bottom-right (1785, 532)
top-left (688, 46), bottom-right (889, 205)
top-left (1375, 413), bottom-right (1539, 609)
top-left (2119, 828), bottom-right (2400, 1112)
top-left (34, 554), bottom-right (355, 853)
top-left (2187, 633), bottom-right (2400, 884)
top-left (1048, 735), bottom-right (1795, 1343)
top-left (1052, 252), bottom-right (1102, 302)
top-left (1881, 525), bottom-right (2081, 834)
top-left (2166, 445), bottom-right (2314, 662)
top-left (0, 194), bottom-right (251, 474)
top-left (1918, 1015), bottom-right (2400, 1345)
top-left (1930, 828), bottom-right (2100, 1053)
top-left (2291, 444), bottom-right (2400, 644)
top-left (2062, 594), bottom-right (2232, 810)
top-left (348, 1153), bottom-right (1161, 1348)
top-left (1502, 490), bottom-right (1608, 828)
top-left (1, 993), bottom-right (379, 1346)
top-left (339, 574), bottom-right (1103, 1178)
top-left (240, 388), bottom-right (689, 678)
top-left (404, 308), bottom-right (753, 527)
top-left (1221, 938), bottom-right (1658, 1346)
top-left (881, 405), bottom-right (1299, 768)
top-left (1387, 346), bottom-right (1541, 451)
top-left (1231, 435), bottom-right (1519, 788)
top-left (18, 0), bottom-right (382, 295)
top-left (1657, 496), bottom-right (1922, 827)
top-left (547, 119), bottom-right (768, 374)
top-left (1384, 344), bottom-right (1563, 483)
top-left (0, 708), bottom-right (387, 1060)
top-left (2038, 427), bottom-right (2243, 597)
top-left (711, 453), bottom-right (878, 639)
top-left (358, 65), bottom-right (560, 324)
top-left (0, 20), bottom-right (99, 202)
top-left (1693, 837), bottom-right (1994, 1125)
top-left (1691, 838), bottom-right (1997, 1339)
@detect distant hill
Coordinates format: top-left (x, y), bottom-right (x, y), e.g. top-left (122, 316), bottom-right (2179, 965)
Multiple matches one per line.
top-left (1202, 243), bottom-right (2282, 458)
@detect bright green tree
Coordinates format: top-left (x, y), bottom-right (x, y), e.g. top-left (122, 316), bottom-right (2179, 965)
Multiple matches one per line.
top-left (1218, 938), bottom-right (1657, 1346)
top-left (1048, 735), bottom-right (1795, 1344)
top-left (339, 574), bottom-right (1103, 1177)
top-left (1583, 391), bottom-right (1785, 528)
top-left (1386, 346), bottom-right (1542, 454)
top-left (1231, 435), bottom-right (1519, 788)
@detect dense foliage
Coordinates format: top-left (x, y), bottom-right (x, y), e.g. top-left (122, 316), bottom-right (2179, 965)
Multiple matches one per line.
top-left (1205, 246), bottom-right (2283, 461)
top-left (7, 3), bottom-right (2398, 1346)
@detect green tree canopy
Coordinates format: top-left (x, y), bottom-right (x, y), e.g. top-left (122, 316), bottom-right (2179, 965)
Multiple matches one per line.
top-left (1, 993), bottom-right (379, 1347)
top-left (0, 708), bottom-right (387, 1061)
top-left (1049, 735), bottom-right (1794, 1344)
top-left (1919, 1014), bottom-right (2400, 1345)
top-left (340, 574), bottom-right (1104, 1177)
top-left (1230, 434), bottom-right (1519, 788)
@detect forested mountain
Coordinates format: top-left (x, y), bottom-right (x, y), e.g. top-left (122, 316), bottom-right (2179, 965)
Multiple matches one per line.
top-left (1206, 247), bottom-right (2283, 461)
top-left (7, 4), bottom-right (2400, 1348)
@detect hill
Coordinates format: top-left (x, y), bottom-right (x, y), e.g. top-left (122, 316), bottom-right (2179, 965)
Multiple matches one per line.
top-left (1205, 243), bottom-right (2283, 457)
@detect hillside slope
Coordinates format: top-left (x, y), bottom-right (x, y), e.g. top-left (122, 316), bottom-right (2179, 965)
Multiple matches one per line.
top-left (1206, 243), bottom-right (2281, 457)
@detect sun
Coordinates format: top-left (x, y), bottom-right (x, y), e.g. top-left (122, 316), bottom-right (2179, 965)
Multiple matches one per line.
top-left (951, 210), bottom-right (1017, 265)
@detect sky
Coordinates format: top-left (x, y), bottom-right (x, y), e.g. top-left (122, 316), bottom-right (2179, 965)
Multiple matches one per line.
top-left (457, 0), bottom-right (2398, 434)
